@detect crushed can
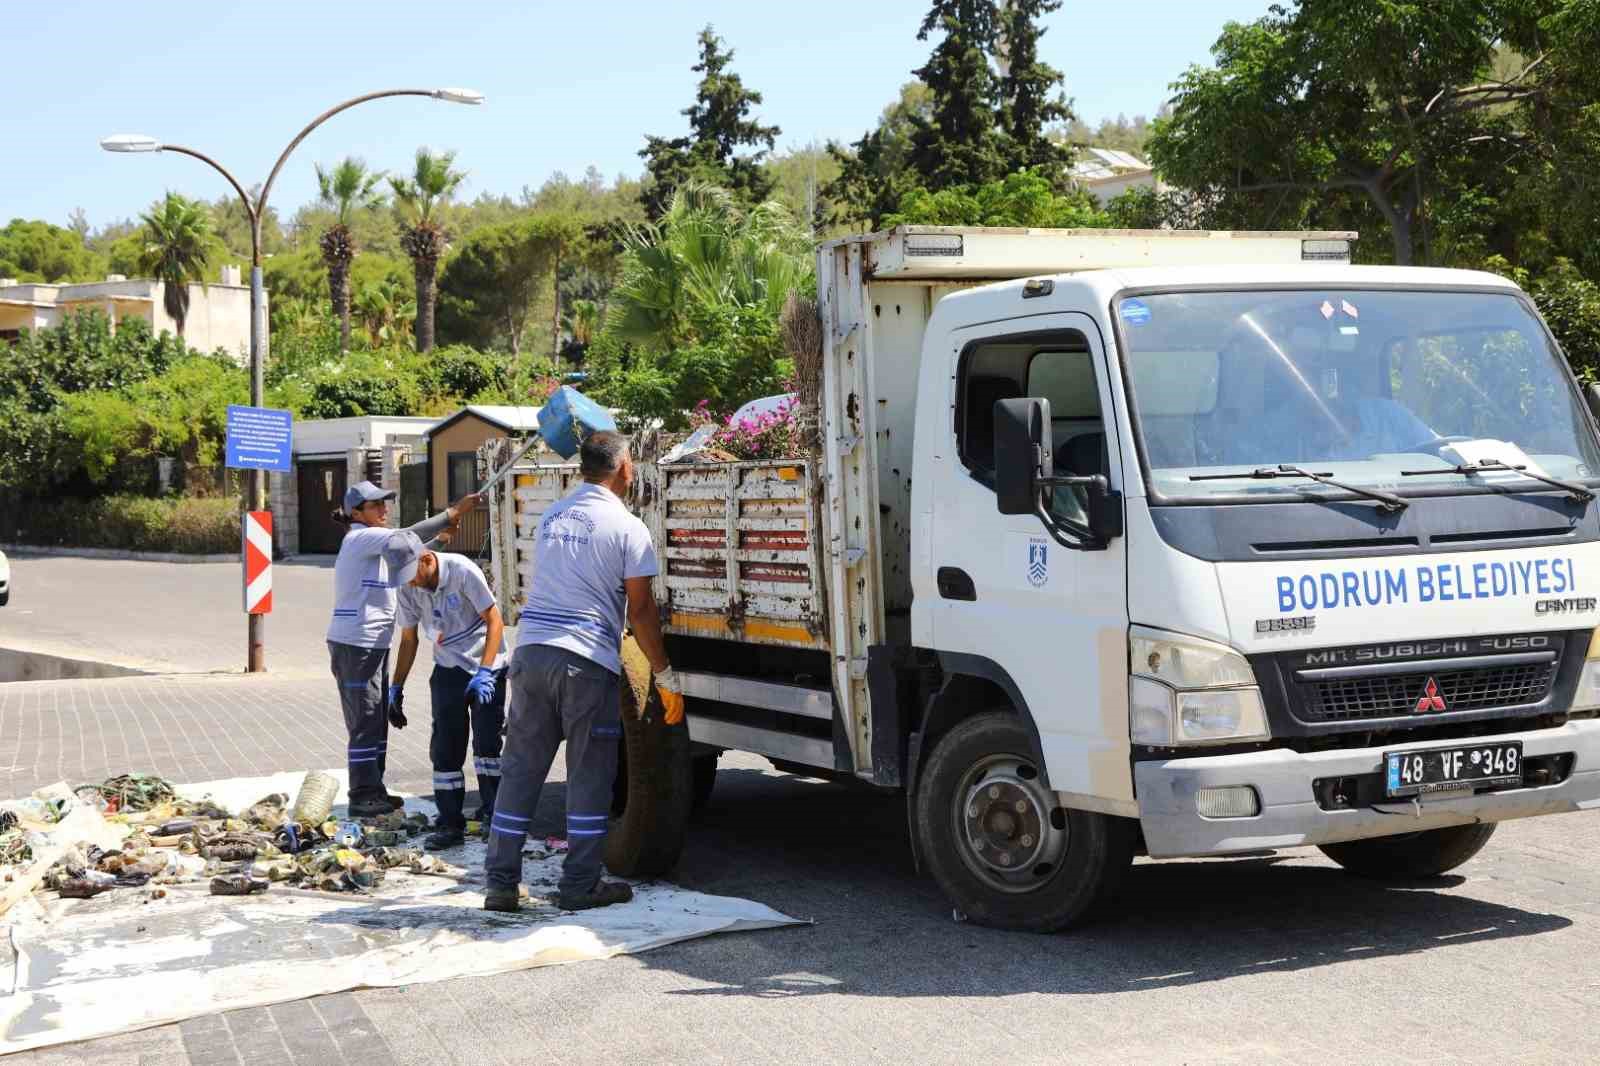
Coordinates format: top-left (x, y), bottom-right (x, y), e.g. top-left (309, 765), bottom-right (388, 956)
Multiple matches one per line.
top-left (334, 821), bottom-right (364, 847)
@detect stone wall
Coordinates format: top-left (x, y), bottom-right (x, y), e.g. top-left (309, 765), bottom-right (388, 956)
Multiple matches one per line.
top-left (268, 468), bottom-right (299, 557)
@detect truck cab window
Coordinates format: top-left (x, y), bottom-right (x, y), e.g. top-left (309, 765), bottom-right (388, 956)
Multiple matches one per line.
top-left (956, 333), bottom-right (1103, 522)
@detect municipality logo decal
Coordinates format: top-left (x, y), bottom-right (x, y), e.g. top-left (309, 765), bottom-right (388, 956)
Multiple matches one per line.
top-left (1027, 538), bottom-right (1049, 588)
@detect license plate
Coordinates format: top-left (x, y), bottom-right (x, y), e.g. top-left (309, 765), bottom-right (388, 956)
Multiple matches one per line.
top-left (1384, 742), bottom-right (1523, 798)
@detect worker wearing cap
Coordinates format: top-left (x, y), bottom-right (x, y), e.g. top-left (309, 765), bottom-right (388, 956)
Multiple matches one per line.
top-left (390, 536), bottom-right (509, 849)
top-left (483, 431), bottom-right (684, 913)
top-left (326, 481), bottom-right (479, 818)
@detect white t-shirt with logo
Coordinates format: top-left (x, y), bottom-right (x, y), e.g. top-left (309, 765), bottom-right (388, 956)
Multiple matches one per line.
top-left (397, 553), bottom-right (508, 673)
top-left (516, 482), bottom-right (658, 675)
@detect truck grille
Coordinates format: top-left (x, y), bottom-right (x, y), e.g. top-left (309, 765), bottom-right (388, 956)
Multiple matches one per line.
top-left (1307, 662), bottom-right (1556, 722)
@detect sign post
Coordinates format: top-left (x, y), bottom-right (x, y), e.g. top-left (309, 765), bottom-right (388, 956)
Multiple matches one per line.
top-left (225, 405), bottom-right (292, 672)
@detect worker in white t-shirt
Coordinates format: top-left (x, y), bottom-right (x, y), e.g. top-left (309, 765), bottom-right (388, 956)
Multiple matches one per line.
top-left (482, 431), bottom-right (683, 913)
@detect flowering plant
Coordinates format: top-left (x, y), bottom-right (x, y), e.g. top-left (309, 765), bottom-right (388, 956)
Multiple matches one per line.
top-left (714, 396), bottom-right (800, 460)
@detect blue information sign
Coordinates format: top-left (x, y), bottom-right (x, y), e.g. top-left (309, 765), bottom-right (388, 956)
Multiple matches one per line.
top-left (225, 405), bottom-right (293, 473)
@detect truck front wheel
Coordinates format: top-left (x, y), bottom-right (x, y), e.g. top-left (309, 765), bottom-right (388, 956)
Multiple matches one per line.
top-left (914, 712), bottom-right (1133, 932)
top-left (1318, 823), bottom-right (1497, 879)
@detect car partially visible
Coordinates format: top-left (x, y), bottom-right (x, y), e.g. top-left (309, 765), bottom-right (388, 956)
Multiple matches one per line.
top-left (0, 547), bottom-right (9, 606)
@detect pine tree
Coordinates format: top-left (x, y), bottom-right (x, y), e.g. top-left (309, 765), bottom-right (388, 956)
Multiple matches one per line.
top-left (909, 0), bottom-right (1008, 190)
top-left (640, 26), bottom-right (781, 218)
top-left (997, 0), bottom-right (1076, 178)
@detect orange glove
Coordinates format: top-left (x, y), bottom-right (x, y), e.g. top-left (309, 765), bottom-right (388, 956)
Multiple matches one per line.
top-left (655, 667), bottom-right (685, 725)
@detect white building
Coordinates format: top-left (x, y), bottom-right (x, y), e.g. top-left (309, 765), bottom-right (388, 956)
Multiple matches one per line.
top-left (1071, 148), bottom-right (1160, 205)
top-left (0, 265), bottom-right (257, 360)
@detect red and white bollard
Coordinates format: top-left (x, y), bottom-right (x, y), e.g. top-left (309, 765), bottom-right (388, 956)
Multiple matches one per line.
top-left (243, 511), bottom-right (273, 615)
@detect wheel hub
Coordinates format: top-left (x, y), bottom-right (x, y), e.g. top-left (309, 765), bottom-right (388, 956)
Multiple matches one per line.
top-left (955, 756), bottom-right (1068, 894)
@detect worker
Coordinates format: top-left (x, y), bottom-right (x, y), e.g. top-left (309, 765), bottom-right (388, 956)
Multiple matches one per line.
top-left (326, 481), bottom-right (479, 818)
top-left (483, 431), bottom-right (684, 913)
top-left (389, 534), bottom-right (509, 849)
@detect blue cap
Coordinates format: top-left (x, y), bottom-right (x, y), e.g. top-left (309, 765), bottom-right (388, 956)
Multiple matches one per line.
top-left (382, 530), bottom-right (426, 586)
top-left (343, 480), bottom-right (395, 512)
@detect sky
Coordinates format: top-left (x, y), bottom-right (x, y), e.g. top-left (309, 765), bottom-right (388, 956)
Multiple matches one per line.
top-left (0, 0), bottom-right (1271, 232)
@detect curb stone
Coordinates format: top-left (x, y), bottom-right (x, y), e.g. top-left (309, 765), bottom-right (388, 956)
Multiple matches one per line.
top-left (0, 543), bottom-right (238, 565)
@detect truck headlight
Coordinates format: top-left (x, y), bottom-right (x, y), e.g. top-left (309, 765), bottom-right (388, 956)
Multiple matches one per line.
top-left (1129, 627), bottom-right (1269, 746)
top-left (1574, 630), bottom-right (1600, 713)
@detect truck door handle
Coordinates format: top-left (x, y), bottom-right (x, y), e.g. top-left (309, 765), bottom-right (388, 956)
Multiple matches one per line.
top-left (937, 567), bottom-right (976, 601)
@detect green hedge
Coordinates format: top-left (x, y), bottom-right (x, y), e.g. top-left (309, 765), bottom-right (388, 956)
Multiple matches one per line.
top-left (5, 496), bottom-right (240, 554)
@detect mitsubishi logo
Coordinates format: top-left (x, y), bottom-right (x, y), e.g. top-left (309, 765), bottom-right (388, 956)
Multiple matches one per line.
top-left (1414, 676), bottom-right (1448, 713)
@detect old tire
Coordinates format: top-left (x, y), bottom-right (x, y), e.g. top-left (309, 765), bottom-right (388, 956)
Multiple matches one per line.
top-left (604, 637), bottom-right (693, 877)
top-left (1318, 823), bottom-right (1497, 879)
top-left (914, 712), bottom-right (1133, 933)
top-left (691, 752), bottom-right (719, 814)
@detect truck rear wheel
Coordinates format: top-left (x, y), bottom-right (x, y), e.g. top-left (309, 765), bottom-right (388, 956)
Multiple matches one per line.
top-left (914, 712), bottom-right (1133, 932)
top-left (1318, 823), bottom-right (1497, 879)
top-left (604, 637), bottom-right (693, 877)
top-left (691, 752), bottom-right (719, 813)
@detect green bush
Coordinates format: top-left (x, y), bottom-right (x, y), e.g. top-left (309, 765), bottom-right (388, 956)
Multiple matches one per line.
top-left (6, 496), bottom-right (239, 554)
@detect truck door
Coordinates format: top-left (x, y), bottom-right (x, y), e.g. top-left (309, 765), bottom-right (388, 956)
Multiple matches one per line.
top-left (931, 313), bottom-right (1133, 811)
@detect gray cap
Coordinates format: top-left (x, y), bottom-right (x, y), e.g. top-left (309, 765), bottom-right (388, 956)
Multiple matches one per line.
top-left (343, 480), bottom-right (395, 512)
top-left (381, 530), bottom-right (427, 587)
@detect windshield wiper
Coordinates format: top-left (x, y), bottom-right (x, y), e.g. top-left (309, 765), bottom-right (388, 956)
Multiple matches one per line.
top-left (1400, 460), bottom-right (1595, 503)
top-left (1191, 464), bottom-right (1409, 512)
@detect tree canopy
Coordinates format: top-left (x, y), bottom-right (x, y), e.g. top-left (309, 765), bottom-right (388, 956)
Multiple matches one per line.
top-left (639, 26), bottom-right (781, 218)
top-left (1148, 0), bottom-right (1600, 267)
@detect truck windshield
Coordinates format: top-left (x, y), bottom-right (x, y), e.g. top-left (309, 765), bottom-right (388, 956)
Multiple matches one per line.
top-left (1117, 288), bottom-right (1600, 503)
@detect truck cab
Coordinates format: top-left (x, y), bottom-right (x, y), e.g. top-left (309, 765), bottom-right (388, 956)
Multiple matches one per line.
top-left (491, 227), bottom-right (1600, 932)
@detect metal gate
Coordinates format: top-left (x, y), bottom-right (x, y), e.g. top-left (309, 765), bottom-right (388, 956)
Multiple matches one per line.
top-left (449, 501), bottom-right (491, 557)
top-left (297, 459), bottom-right (348, 554)
top-left (399, 460), bottom-right (429, 528)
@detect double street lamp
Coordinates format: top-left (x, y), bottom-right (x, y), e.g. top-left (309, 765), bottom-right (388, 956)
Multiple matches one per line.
top-left (101, 87), bottom-right (484, 672)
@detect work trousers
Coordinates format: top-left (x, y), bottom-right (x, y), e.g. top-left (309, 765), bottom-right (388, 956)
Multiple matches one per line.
top-left (429, 662), bottom-right (507, 830)
top-left (485, 643), bottom-right (622, 896)
top-left (328, 640), bottom-right (389, 802)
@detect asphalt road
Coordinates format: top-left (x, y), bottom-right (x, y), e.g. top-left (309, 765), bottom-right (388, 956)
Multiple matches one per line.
top-left (5, 556), bottom-right (1600, 1063)
top-left (0, 552), bottom-right (431, 678)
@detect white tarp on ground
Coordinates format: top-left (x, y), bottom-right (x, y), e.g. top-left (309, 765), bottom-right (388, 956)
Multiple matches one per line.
top-left (0, 772), bottom-right (803, 1055)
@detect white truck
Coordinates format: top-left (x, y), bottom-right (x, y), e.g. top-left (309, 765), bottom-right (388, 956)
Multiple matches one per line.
top-left (488, 226), bottom-right (1600, 931)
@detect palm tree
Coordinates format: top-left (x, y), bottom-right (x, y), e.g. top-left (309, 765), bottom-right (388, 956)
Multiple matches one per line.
top-left (138, 193), bottom-right (213, 338)
top-left (355, 277), bottom-right (416, 348)
top-left (608, 181), bottom-right (813, 351)
top-left (560, 297), bottom-right (601, 364)
top-left (315, 157), bottom-right (385, 353)
top-left (390, 148), bottom-right (466, 353)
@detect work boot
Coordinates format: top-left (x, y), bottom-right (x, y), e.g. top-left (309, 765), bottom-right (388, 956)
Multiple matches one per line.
top-left (424, 826), bottom-right (465, 851)
top-left (558, 879), bottom-right (633, 911)
top-left (383, 793), bottom-right (406, 811)
top-left (483, 887), bottom-right (520, 913)
top-left (347, 796), bottom-right (391, 818)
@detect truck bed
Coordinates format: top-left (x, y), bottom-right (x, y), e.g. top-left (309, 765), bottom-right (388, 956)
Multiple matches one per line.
top-left (488, 454), bottom-right (828, 652)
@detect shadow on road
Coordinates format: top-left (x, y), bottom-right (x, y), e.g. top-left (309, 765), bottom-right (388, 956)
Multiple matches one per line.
top-left (630, 765), bottom-right (1575, 999)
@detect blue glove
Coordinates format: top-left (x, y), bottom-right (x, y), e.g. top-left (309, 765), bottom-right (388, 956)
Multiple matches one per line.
top-left (466, 666), bottom-right (497, 706)
top-left (386, 685), bottom-right (407, 729)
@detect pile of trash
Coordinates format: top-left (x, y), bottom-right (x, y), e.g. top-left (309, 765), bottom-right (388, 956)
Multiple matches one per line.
top-left (3, 771), bottom-right (460, 907)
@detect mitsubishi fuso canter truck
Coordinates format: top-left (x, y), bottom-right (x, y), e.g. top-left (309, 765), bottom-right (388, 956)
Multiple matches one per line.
top-left (486, 226), bottom-right (1600, 932)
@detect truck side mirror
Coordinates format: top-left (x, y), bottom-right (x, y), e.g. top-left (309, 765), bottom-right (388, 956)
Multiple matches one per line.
top-left (1586, 383), bottom-right (1600, 426)
top-left (994, 397), bottom-right (1050, 515)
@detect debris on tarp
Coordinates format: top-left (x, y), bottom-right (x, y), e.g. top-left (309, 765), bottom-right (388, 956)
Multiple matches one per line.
top-left (0, 772), bottom-right (457, 910)
top-left (0, 771), bottom-right (806, 1057)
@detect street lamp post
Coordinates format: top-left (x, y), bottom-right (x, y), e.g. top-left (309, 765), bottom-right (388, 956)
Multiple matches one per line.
top-left (102, 87), bottom-right (484, 673)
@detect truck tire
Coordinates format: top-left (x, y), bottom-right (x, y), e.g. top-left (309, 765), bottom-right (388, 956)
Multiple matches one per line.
top-left (691, 752), bottom-right (719, 813)
top-left (604, 637), bottom-right (693, 877)
top-left (1318, 823), bottom-right (1497, 879)
top-left (914, 711), bottom-right (1133, 933)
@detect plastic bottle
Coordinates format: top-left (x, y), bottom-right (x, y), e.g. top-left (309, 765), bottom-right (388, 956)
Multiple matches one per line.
top-left (291, 771), bottom-right (339, 825)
